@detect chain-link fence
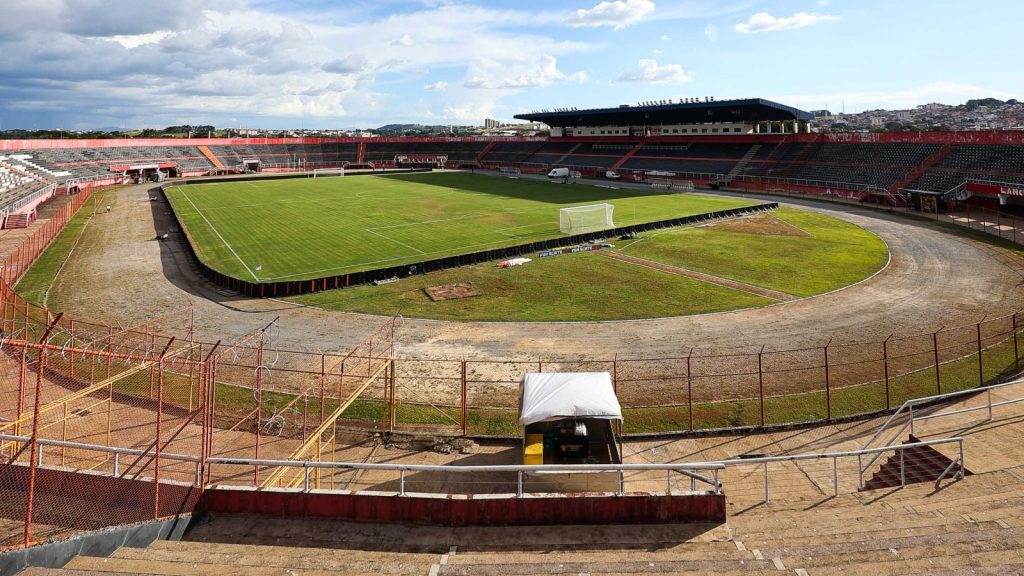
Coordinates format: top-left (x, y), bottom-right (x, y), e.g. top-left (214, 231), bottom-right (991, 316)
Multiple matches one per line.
top-left (1, 184), bottom-right (1022, 550)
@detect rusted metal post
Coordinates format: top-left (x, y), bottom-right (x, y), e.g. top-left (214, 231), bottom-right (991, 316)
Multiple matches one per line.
top-left (460, 358), bottom-right (468, 436)
top-left (106, 326), bottom-right (113, 379)
top-left (154, 338), bottom-right (175, 519)
top-left (686, 348), bottom-right (694, 431)
top-left (976, 319), bottom-right (985, 385)
top-left (254, 337), bottom-right (263, 485)
top-left (758, 344), bottom-right (766, 427)
top-left (69, 319), bottom-right (75, 381)
top-left (1014, 312), bottom-right (1020, 374)
top-left (15, 344), bottom-right (27, 438)
top-left (824, 338), bottom-right (832, 420)
top-left (23, 313), bottom-right (63, 547)
top-left (883, 334), bottom-right (893, 410)
top-left (933, 329), bottom-right (942, 395)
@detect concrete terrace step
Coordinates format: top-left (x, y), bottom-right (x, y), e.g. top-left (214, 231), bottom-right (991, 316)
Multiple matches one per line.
top-left (110, 546), bottom-right (433, 574)
top-left (792, 549), bottom-right (1024, 576)
top-left (763, 526), bottom-right (1024, 567)
top-left (18, 569), bottom-right (144, 576)
top-left (436, 558), bottom-right (778, 575)
top-left (63, 556), bottom-right (382, 576)
top-left (732, 511), bottom-right (979, 542)
top-left (446, 542), bottom-right (751, 563)
top-left (145, 539), bottom-right (438, 562)
top-left (736, 519), bottom-right (1006, 549)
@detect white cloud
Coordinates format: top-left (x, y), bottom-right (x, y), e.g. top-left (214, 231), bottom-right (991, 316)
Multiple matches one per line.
top-left (391, 34), bottom-right (414, 46)
top-left (615, 59), bottom-right (690, 84)
top-left (567, 0), bottom-right (655, 30)
top-left (464, 55), bottom-right (586, 90)
top-left (704, 24), bottom-right (718, 42)
top-left (660, 34), bottom-right (670, 40)
top-left (424, 80), bottom-right (448, 91)
top-left (652, 49), bottom-right (662, 54)
top-left (734, 12), bottom-right (839, 33)
top-left (322, 54), bottom-right (369, 75)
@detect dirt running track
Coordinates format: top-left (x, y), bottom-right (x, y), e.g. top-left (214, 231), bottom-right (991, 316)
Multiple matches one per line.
top-left (42, 183), bottom-right (1024, 360)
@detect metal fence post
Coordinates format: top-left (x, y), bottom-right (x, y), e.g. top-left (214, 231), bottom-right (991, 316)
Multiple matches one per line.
top-left (883, 335), bottom-right (892, 410)
top-left (461, 357), bottom-right (468, 436)
top-left (23, 314), bottom-right (62, 547)
top-left (1014, 312), bottom-right (1021, 374)
top-left (686, 348), bottom-right (694, 431)
top-left (824, 339), bottom-right (832, 419)
top-left (833, 457), bottom-right (839, 496)
top-left (763, 461), bottom-right (769, 503)
top-left (758, 345), bottom-right (766, 427)
top-left (976, 319), bottom-right (985, 386)
top-left (899, 448), bottom-right (905, 487)
top-left (933, 329), bottom-right (942, 394)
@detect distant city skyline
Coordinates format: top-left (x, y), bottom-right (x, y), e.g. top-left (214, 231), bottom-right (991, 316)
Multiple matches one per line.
top-left (0, 0), bottom-right (1021, 130)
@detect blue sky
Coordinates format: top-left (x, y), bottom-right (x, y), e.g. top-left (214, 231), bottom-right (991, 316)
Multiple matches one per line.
top-left (0, 0), bottom-right (1021, 130)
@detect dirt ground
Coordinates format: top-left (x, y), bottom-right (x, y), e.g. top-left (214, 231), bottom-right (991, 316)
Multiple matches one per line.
top-left (39, 182), bottom-right (1024, 362)
top-left (702, 213), bottom-right (810, 237)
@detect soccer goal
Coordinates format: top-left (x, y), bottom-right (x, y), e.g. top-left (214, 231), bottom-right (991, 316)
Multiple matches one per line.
top-left (560, 203), bottom-right (615, 235)
top-left (313, 167), bottom-right (345, 178)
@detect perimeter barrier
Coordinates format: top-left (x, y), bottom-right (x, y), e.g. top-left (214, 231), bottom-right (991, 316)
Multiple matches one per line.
top-left (0, 174), bottom-right (1022, 549)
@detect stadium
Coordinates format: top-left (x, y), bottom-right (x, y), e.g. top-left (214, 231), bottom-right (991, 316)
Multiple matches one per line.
top-left (2, 95), bottom-right (1024, 575)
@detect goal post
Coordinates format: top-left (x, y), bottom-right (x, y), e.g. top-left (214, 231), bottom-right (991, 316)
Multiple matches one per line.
top-left (560, 203), bottom-right (615, 235)
top-left (313, 167), bottom-right (345, 178)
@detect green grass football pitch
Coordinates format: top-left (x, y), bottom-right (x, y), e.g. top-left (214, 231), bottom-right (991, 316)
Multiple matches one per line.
top-left (163, 172), bottom-right (757, 282)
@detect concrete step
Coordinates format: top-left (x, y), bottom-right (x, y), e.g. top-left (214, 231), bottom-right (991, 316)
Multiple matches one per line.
top-left (111, 545), bottom-right (434, 574)
top-left (446, 541), bottom-right (751, 563)
top-left (738, 519), bottom-right (1006, 549)
top-left (767, 526), bottom-right (1024, 567)
top-left (732, 511), bottom-right (999, 542)
top-left (437, 558), bottom-right (778, 575)
top-left (145, 539), bottom-right (438, 562)
top-left (18, 569), bottom-right (143, 576)
top-left (64, 556), bottom-right (382, 576)
top-left (794, 549), bottom-right (1024, 575)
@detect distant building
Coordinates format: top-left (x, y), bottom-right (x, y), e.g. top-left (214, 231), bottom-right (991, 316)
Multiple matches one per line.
top-left (484, 118), bottom-right (501, 129)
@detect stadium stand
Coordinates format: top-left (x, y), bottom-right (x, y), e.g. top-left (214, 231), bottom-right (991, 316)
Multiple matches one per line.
top-left (908, 144), bottom-right (1024, 192)
top-left (3, 131), bottom-right (1024, 210)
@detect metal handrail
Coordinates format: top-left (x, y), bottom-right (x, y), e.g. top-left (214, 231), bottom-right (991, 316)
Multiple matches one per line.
top-left (860, 376), bottom-right (1024, 476)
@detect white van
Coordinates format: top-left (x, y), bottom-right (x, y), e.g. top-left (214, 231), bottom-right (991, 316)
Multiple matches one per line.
top-left (547, 167), bottom-right (570, 179)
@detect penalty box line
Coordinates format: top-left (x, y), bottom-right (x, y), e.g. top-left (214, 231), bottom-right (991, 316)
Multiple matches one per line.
top-left (172, 186), bottom-right (261, 281)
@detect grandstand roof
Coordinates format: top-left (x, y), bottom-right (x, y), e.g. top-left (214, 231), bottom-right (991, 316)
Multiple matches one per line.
top-left (514, 98), bottom-right (815, 127)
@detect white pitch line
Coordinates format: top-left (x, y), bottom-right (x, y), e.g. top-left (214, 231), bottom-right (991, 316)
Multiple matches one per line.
top-left (364, 227), bottom-right (426, 255)
top-left (172, 186), bottom-right (260, 281)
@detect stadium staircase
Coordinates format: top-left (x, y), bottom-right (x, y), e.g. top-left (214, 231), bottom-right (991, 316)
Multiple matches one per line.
top-left (610, 140), bottom-right (645, 171)
top-left (356, 142), bottom-right (367, 164)
top-left (888, 144), bottom-right (953, 196)
top-left (196, 145), bottom-right (226, 170)
top-left (474, 141), bottom-right (498, 164)
top-left (717, 144), bottom-right (761, 185)
top-left (861, 434), bottom-right (973, 491)
top-left (553, 143), bottom-right (583, 165)
top-left (776, 134), bottom-right (825, 178)
top-left (3, 213), bottom-right (32, 229)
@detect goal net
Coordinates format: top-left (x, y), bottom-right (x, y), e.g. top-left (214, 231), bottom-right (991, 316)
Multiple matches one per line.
top-left (560, 203), bottom-right (615, 235)
top-left (313, 167), bottom-right (345, 178)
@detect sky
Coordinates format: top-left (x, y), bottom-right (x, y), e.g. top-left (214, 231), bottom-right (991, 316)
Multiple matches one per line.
top-left (0, 0), bottom-right (1021, 130)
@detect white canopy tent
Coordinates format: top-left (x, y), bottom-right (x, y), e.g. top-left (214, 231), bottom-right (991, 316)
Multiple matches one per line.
top-left (518, 372), bottom-right (623, 426)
